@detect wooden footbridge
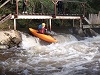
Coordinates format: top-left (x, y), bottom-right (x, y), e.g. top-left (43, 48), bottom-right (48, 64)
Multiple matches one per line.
top-left (0, 0), bottom-right (91, 30)
top-left (11, 14), bottom-right (82, 30)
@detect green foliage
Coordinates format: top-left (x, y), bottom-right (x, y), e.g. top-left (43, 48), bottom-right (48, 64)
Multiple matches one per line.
top-left (0, 7), bottom-right (11, 15)
top-left (17, 19), bottom-right (30, 28)
top-left (0, 20), bottom-right (13, 30)
top-left (28, 0), bottom-right (54, 13)
top-left (90, 0), bottom-right (100, 13)
top-left (1, 0), bottom-right (100, 15)
top-left (1, 0), bottom-right (99, 15)
top-left (39, 0), bottom-right (54, 13)
top-left (17, 0), bottom-right (54, 14)
top-left (78, 0), bottom-right (100, 13)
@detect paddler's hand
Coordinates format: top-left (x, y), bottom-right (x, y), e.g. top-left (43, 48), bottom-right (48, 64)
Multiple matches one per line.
top-left (45, 29), bottom-right (47, 31)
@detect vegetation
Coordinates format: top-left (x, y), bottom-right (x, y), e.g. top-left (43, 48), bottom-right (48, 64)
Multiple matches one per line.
top-left (0, 0), bottom-right (99, 16)
top-left (0, 0), bottom-right (99, 30)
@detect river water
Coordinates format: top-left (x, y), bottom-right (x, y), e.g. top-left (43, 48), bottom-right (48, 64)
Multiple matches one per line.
top-left (0, 32), bottom-right (100, 75)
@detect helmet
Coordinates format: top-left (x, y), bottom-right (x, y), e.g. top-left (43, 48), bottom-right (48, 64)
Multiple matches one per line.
top-left (42, 23), bottom-right (46, 26)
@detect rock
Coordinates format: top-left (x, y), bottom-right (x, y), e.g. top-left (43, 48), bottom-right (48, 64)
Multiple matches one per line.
top-left (90, 29), bottom-right (99, 36)
top-left (0, 45), bottom-right (9, 50)
top-left (78, 28), bottom-right (86, 37)
top-left (0, 30), bottom-right (22, 49)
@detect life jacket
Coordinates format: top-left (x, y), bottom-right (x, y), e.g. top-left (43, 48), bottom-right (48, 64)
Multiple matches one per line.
top-left (39, 28), bottom-right (46, 34)
top-left (38, 27), bottom-right (46, 34)
top-left (38, 24), bottom-right (42, 30)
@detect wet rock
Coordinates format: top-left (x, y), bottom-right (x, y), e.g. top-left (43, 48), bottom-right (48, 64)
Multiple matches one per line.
top-left (90, 29), bottom-right (99, 36)
top-left (83, 28), bottom-right (98, 37)
top-left (0, 45), bottom-right (9, 50)
top-left (78, 28), bottom-right (86, 37)
top-left (0, 30), bottom-right (22, 49)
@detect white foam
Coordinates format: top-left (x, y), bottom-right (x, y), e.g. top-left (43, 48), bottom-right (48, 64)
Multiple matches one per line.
top-left (20, 33), bottom-right (40, 49)
top-left (2, 33), bottom-right (100, 75)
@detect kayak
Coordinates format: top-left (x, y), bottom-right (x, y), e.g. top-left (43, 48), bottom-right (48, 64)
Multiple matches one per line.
top-left (29, 28), bottom-right (57, 43)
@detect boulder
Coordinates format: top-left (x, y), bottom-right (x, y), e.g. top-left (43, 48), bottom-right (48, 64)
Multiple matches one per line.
top-left (0, 30), bottom-right (22, 49)
top-left (78, 28), bottom-right (86, 37)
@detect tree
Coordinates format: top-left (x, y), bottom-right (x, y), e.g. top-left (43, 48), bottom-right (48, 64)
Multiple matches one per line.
top-left (26, 0), bottom-right (54, 14)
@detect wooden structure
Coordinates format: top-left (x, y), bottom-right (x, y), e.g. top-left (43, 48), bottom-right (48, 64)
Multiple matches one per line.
top-left (11, 0), bottom-right (83, 30)
top-left (0, 0), bottom-right (89, 30)
top-left (52, 0), bottom-right (58, 18)
top-left (83, 13), bottom-right (100, 29)
top-left (89, 13), bottom-right (100, 24)
top-left (11, 14), bottom-right (81, 30)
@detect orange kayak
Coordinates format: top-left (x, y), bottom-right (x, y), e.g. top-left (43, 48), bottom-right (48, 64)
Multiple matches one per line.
top-left (29, 28), bottom-right (57, 43)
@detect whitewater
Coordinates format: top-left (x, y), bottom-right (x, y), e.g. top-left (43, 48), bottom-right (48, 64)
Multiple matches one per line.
top-left (0, 32), bottom-right (100, 75)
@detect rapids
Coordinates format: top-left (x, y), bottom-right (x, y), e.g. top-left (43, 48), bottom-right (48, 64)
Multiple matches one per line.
top-left (0, 32), bottom-right (100, 75)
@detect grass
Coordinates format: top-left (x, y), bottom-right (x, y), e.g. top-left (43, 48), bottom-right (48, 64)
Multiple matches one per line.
top-left (0, 19), bottom-right (14, 30)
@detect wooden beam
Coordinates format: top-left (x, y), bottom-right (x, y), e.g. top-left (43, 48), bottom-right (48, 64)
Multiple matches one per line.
top-left (52, 0), bottom-right (58, 18)
top-left (11, 15), bottom-right (81, 19)
top-left (49, 19), bottom-right (52, 31)
top-left (80, 18), bottom-right (82, 28)
top-left (14, 19), bottom-right (16, 30)
top-left (16, 0), bottom-right (18, 18)
top-left (73, 19), bottom-right (74, 27)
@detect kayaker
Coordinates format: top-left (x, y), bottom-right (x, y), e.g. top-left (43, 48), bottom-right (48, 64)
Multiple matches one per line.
top-left (38, 23), bottom-right (47, 34)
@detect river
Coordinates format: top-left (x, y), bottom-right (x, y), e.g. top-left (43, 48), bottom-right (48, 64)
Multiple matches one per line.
top-left (0, 32), bottom-right (100, 75)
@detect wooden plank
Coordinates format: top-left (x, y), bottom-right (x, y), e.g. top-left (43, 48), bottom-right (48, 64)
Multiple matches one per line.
top-left (11, 15), bottom-right (81, 19)
top-left (56, 16), bottom-right (80, 19)
top-left (84, 17), bottom-right (91, 24)
top-left (83, 24), bottom-right (100, 28)
top-left (83, 25), bottom-right (90, 28)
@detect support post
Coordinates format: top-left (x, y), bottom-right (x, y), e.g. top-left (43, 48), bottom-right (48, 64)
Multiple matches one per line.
top-left (15, 0), bottom-right (18, 18)
top-left (80, 18), bottom-right (82, 28)
top-left (52, 0), bottom-right (58, 18)
top-left (73, 19), bottom-right (74, 27)
top-left (14, 19), bottom-right (16, 30)
top-left (54, 3), bottom-right (57, 18)
top-left (82, 3), bottom-right (85, 17)
top-left (49, 19), bottom-right (52, 31)
top-left (11, 0), bottom-right (13, 4)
